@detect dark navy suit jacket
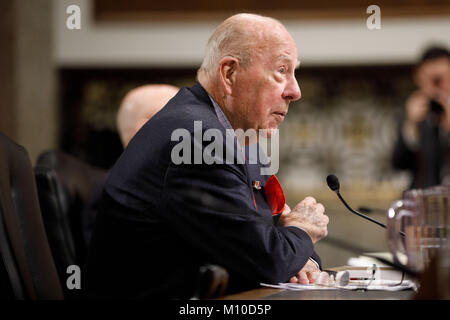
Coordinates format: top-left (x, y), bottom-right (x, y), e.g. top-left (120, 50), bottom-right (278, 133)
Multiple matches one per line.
top-left (392, 114), bottom-right (450, 188)
top-left (86, 82), bottom-right (321, 299)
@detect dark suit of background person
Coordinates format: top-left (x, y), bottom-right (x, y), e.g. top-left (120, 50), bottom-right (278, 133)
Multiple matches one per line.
top-left (86, 82), bottom-right (321, 299)
top-left (392, 114), bottom-right (450, 188)
top-left (392, 46), bottom-right (450, 188)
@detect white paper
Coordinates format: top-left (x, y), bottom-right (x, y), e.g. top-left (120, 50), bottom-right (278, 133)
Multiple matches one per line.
top-left (260, 279), bottom-right (417, 292)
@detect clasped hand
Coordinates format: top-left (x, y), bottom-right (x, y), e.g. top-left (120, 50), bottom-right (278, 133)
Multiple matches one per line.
top-left (279, 196), bottom-right (329, 284)
top-left (278, 196), bottom-right (329, 244)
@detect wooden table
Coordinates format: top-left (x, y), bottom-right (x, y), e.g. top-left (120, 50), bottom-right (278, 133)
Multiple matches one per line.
top-left (222, 287), bottom-right (414, 300)
top-left (221, 266), bottom-right (416, 300)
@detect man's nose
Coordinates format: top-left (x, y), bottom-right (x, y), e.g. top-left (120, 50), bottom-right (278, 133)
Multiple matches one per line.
top-left (282, 77), bottom-right (301, 102)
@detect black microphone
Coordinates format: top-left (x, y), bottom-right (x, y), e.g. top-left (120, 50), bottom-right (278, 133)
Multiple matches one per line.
top-left (357, 206), bottom-right (386, 214)
top-left (326, 174), bottom-right (405, 237)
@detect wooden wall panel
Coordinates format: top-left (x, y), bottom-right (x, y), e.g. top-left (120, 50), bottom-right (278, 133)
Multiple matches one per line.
top-left (0, 0), bottom-right (15, 139)
top-left (94, 0), bottom-right (450, 21)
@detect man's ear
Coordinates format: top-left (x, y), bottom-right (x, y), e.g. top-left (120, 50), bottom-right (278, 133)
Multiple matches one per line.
top-left (218, 57), bottom-right (239, 95)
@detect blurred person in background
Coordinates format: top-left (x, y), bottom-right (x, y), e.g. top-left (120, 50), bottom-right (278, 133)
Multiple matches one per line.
top-left (392, 46), bottom-right (450, 188)
top-left (117, 84), bottom-right (180, 147)
top-left (82, 84), bottom-right (179, 246)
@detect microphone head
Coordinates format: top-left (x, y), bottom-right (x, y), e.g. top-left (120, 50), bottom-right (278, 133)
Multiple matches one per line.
top-left (326, 174), bottom-right (340, 192)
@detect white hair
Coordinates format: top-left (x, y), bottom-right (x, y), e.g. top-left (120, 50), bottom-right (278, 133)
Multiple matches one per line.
top-left (199, 13), bottom-right (283, 78)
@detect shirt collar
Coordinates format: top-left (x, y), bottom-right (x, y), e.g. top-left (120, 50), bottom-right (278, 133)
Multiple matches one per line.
top-left (208, 94), bottom-right (233, 131)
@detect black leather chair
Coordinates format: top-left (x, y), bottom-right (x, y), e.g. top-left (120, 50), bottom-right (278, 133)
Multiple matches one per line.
top-left (192, 264), bottom-right (229, 299)
top-left (0, 133), bottom-right (63, 299)
top-left (34, 150), bottom-right (107, 298)
top-left (33, 151), bottom-right (228, 300)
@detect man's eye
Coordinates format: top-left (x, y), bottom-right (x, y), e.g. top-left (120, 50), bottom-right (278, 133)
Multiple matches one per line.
top-left (278, 67), bottom-right (286, 74)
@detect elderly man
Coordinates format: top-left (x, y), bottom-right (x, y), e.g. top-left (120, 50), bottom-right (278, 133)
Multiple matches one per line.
top-left (117, 84), bottom-right (179, 147)
top-left (86, 13), bottom-right (328, 299)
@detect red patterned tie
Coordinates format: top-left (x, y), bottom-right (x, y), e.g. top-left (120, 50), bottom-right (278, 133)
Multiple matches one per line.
top-left (264, 175), bottom-right (286, 216)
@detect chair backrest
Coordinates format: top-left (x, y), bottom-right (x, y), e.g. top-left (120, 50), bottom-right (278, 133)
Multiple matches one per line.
top-left (34, 150), bottom-right (107, 295)
top-left (192, 264), bottom-right (229, 299)
top-left (34, 166), bottom-right (80, 282)
top-left (0, 133), bottom-right (63, 300)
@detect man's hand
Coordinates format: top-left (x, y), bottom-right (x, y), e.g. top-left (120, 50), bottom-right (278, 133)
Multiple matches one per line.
top-left (289, 259), bottom-right (320, 284)
top-left (405, 90), bottom-right (430, 126)
top-left (278, 196), bottom-right (328, 243)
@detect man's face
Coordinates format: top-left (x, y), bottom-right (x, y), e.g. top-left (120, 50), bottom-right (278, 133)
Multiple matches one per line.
top-left (228, 29), bottom-right (301, 138)
top-left (415, 57), bottom-right (450, 97)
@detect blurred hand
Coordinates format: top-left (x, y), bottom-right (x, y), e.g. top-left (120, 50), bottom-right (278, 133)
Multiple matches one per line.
top-left (278, 196), bottom-right (328, 244)
top-left (405, 90), bottom-right (430, 126)
top-left (289, 259), bottom-right (320, 284)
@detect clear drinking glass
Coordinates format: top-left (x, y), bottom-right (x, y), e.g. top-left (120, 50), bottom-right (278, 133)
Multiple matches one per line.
top-left (387, 186), bottom-right (450, 273)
